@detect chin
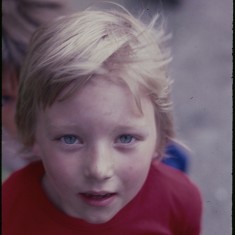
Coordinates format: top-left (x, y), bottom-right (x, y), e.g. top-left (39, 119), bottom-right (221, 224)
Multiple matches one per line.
top-left (83, 212), bottom-right (116, 225)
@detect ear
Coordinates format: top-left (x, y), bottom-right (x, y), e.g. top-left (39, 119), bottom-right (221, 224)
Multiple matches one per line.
top-left (152, 149), bottom-right (161, 161)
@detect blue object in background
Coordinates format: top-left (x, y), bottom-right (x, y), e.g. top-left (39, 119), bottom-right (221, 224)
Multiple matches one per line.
top-left (162, 142), bottom-right (189, 173)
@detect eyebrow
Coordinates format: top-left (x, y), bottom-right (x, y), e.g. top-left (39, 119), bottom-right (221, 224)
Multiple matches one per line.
top-left (47, 122), bottom-right (146, 129)
top-left (45, 122), bottom-right (83, 133)
top-left (115, 123), bottom-right (147, 130)
top-left (46, 121), bottom-right (148, 134)
top-left (111, 123), bottom-right (150, 136)
top-left (45, 113), bottom-right (150, 135)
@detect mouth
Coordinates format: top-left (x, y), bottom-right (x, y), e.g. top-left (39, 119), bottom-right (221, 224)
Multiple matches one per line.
top-left (79, 191), bottom-right (117, 207)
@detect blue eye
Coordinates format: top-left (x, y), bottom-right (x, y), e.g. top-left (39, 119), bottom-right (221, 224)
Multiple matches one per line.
top-left (61, 135), bottom-right (79, 145)
top-left (118, 135), bottom-right (135, 144)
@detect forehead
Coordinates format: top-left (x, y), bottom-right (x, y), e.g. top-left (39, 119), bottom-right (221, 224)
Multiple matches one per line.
top-left (56, 76), bottom-right (140, 115)
top-left (55, 75), bottom-right (143, 113)
top-left (39, 76), bottom-right (155, 129)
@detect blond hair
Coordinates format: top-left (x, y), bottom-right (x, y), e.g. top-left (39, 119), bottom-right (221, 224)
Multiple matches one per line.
top-left (16, 6), bottom-right (175, 156)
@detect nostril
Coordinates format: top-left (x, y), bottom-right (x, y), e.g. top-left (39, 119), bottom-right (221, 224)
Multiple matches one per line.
top-left (84, 161), bottom-right (114, 180)
top-left (84, 145), bottom-right (114, 180)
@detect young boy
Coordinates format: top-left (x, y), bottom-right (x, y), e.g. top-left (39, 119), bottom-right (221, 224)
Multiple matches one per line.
top-left (2, 6), bottom-right (202, 235)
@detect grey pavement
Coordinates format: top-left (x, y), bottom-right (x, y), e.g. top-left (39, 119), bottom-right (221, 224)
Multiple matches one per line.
top-left (166, 1), bottom-right (232, 235)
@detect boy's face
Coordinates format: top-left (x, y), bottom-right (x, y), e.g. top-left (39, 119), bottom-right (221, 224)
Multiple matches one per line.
top-left (33, 77), bottom-right (159, 224)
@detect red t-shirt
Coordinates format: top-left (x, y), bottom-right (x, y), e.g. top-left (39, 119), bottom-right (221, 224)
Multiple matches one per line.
top-left (2, 161), bottom-right (202, 235)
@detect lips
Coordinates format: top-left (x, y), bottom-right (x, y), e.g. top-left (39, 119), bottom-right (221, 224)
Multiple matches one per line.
top-left (79, 191), bottom-right (116, 207)
top-left (83, 193), bottom-right (115, 199)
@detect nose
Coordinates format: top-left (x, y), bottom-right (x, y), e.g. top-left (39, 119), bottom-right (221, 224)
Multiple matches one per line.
top-left (84, 143), bottom-right (114, 181)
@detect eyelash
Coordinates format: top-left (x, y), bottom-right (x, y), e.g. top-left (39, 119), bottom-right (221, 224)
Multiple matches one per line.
top-left (55, 134), bottom-right (139, 147)
top-left (116, 134), bottom-right (136, 144)
top-left (57, 135), bottom-right (83, 145)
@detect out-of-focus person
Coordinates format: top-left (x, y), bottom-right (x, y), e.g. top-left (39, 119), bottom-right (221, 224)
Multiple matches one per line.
top-left (2, 0), bottom-right (72, 180)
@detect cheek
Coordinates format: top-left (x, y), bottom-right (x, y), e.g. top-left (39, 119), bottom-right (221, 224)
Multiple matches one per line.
top-left (43, 158), bottom-right (77, 192)
top-left (40, 148), bottom-right (79, 184)
top-left (118, 159), bottom-right (151, 189)
top-left (116, 142), bottom-right (156, 178)
top-left (117, 163), bottom-right (150, 205)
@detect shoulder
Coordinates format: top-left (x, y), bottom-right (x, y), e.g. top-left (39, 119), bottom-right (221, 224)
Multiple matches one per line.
top-left (2, 161), bottom-right (44, 220)
top-left (152, 161), bottom-right (202, 209)
top-left (3, 161), bottom-right (44, 191)
top-left (150, 162), bottom-right (203, 234)
top-left (152, 161), bottom-right (201, 199)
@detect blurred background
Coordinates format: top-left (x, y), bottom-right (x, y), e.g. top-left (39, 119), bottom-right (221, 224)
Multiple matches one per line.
top-left (2, 0), bottom-right (232, 235)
